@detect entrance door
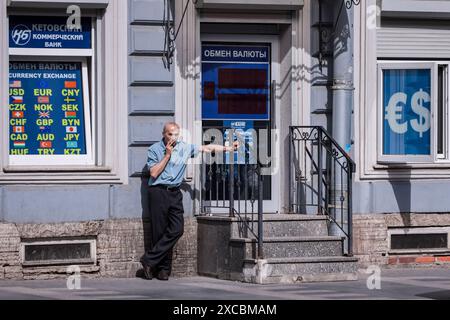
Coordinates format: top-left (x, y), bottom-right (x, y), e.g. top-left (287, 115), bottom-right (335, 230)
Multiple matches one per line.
top-left (200, 35), bottom-right (280, 213)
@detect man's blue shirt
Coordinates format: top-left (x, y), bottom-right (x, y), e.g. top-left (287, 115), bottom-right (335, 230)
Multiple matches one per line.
top-left (147, 140), bottom-right (200, 187)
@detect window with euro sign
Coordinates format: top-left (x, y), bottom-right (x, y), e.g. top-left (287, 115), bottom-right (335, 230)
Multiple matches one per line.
top-left (383, 69), bottom-right (431, 156)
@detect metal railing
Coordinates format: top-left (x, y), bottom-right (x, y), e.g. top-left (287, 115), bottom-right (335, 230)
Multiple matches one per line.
top-left (199, 126), bottom-right (355, 258)
top-left (289, 126), bottom-right (355, 256)
top-left (200, 129), bottom-right (264, 259)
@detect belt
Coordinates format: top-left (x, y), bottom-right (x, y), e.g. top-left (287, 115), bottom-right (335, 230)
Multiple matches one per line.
top-left (151, 184), bottom-right (180, 191)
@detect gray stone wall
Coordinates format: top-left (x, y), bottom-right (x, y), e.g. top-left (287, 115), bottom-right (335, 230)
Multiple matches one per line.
top-left (0, 218), bottom-right (197, 280)
top-left (353, 213), bottom-right (450, 268)
top-left (0, 224), bottom-right (21, 280)
top-left (353, 214), bottom-right (388, 267)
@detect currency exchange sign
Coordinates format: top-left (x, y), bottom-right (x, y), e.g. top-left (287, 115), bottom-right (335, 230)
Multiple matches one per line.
top-left (9, 62), bottom-right (86, 156)
top-left (201, 44), bottom-right (271, 120)
top-left (383, 69), bottom-right (431, 155)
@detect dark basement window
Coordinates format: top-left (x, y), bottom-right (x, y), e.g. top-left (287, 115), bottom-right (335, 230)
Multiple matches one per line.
top-left (391, 233), bottom-right (448, 250)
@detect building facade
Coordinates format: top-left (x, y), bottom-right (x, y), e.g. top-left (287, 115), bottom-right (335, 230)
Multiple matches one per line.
top-left (0, 0), bottom-right (449, 281)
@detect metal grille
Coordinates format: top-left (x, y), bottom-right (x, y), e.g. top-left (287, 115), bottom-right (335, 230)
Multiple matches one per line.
top-left (22, 240), bottom-right (96, 266)
top-left (391, 234), bottom-right (448, 250)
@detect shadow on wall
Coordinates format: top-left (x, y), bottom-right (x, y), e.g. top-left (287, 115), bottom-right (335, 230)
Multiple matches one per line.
top-left (140, 163), bottom-right (151, 242)
top-left (387, 166), bottom-right (412, 228)
top-left (135, 164), bottom-right (151, 279)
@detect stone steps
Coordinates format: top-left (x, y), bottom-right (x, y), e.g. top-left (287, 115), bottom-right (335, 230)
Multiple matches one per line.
top-left (237, 214), bottom-right (330, 237)
top-left (242, 256), bottom-right (359, 284)
top-left (230, 236), bottom-right (344, 258)
top-left (197, 214), bottom-right (358, 284)
top-left (243, 214), bottom-right (328, 221)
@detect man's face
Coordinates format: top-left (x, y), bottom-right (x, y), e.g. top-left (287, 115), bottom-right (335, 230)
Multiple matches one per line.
top-left (163, 125), bottom-right (180, 144)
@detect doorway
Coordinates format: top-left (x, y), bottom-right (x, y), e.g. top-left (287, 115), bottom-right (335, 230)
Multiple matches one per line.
top-left (200, 34), bottom-right (281, 213)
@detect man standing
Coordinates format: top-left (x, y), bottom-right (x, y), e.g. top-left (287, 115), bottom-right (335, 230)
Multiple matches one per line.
top-left (140, 122), bottom-right (238, 280)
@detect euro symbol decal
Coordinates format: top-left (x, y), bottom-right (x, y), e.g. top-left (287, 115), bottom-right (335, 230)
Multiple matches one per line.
top-left (385, 92), bottom-right (408, 134)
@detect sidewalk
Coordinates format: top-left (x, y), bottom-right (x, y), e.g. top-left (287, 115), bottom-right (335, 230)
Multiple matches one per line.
top-left (0, 267), bottom-right (449, 300)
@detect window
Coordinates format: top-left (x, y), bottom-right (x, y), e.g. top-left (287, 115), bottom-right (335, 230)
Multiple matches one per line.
top-left (0, 1), bottom-right (128, 183)
top-left (391, 234), bottom-right (448, 250)
top-left (21, 239), bottom-right (96, 267)
top-left (388, 227), bottom-right (450, 254)
top-left (8, 15), bottom-right (95, 166)
top-left (378, 62), bottom-right (450, 163)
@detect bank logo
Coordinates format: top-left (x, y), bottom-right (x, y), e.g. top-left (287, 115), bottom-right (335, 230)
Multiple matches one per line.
top-left (11, 24), bottom-right (32, 46)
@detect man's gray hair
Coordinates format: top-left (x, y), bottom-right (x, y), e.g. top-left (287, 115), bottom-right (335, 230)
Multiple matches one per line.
top-left (162, 122), bottom-right (180, 133)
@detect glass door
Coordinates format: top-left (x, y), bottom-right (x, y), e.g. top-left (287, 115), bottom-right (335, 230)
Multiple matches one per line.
top-left (200, 39), bottom-right (280, 213)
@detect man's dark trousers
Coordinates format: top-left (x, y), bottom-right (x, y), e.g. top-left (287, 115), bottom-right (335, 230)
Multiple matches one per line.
top-left (142, 185), bottom-right (184, 274)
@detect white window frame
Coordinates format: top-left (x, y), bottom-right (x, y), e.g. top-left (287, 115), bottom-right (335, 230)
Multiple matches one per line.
top-left (388, 226), bottom-right (450, 255)
top-left (8, 15), bottom-right (95, 166)
top-left (436, 63), bottom-right (449, 161)
top-left (0, 0), bottom-right (129, 184)
top-left (20, 238), bottom-right (97, 266)
top-left (377, 61), bottom-right (439, 164)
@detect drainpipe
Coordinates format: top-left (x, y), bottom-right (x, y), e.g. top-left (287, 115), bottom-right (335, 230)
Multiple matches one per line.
top-left (330, 1), bottom-right (354, 242)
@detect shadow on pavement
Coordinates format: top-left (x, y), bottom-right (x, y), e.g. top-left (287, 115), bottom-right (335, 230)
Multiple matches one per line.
top-left (416, 290), bottom-right (450, 300)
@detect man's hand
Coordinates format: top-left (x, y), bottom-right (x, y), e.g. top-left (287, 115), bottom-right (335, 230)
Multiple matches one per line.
top-left (150, 139), bottom-right (175, 179)
top-left (225, 141), bottom-right (240, 152)
top-left (165, 139), bottom-right (176, 157)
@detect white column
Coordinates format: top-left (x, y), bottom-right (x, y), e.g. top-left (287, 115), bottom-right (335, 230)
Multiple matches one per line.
top-left (174, 0), bottom-right (201, 213)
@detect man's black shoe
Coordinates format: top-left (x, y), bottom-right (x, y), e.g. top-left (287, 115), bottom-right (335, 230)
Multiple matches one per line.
top-left (156, 270), bottom-right (169, 281)
top-left (140, 258), bottom-right (154, 280)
